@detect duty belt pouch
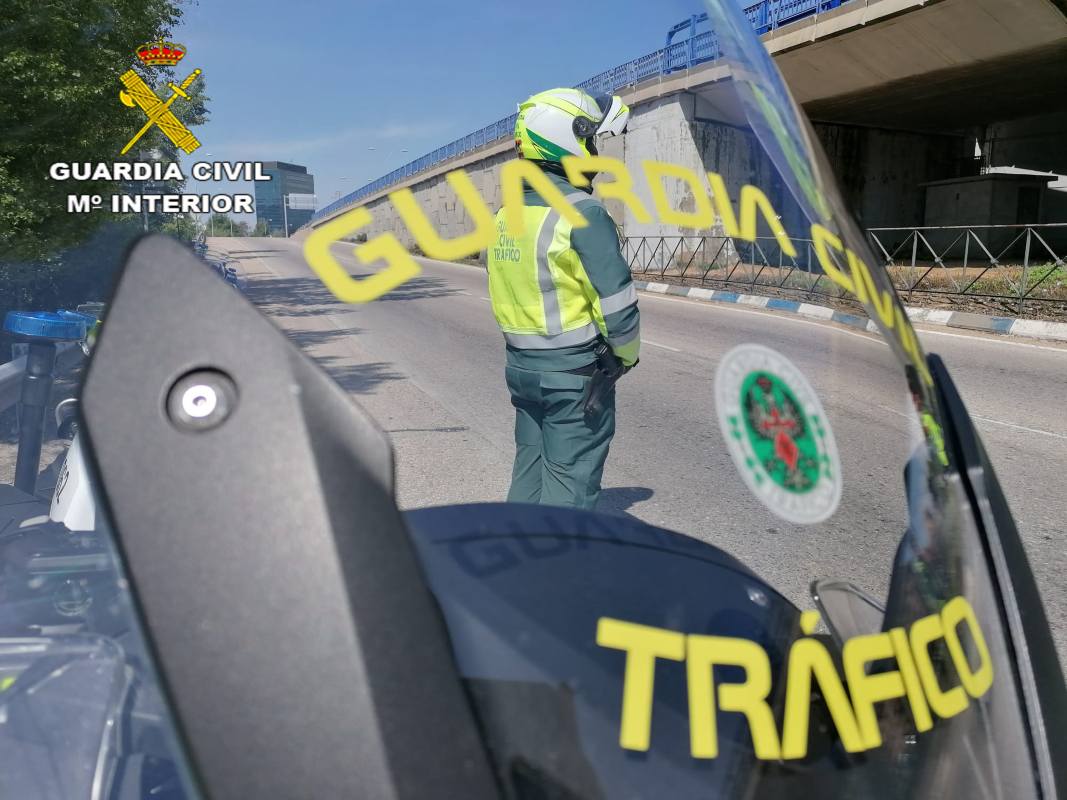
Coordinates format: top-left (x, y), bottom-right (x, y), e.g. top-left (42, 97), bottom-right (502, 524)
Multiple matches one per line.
top-left (582, 341), bottom-right (624, 416)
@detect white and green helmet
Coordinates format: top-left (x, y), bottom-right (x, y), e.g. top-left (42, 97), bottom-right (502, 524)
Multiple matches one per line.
top-left (515, 87), bottom-right (630, 163)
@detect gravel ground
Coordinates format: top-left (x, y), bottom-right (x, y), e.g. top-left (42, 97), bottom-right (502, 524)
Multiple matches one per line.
top-left (633, 271), bottom-right (1067, 320)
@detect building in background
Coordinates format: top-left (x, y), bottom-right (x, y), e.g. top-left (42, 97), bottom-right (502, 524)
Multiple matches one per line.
top-left (254, 162), bottom-right (316, 235)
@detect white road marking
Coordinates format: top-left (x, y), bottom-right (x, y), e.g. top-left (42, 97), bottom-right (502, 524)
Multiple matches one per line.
top-left (310, 245), bottom-right (1067, 355)
top-left (229, 242), bottom-right (1067, 442)
top-left (637, 291), bottom-right (1067, 438)
top-left (915, 327), bottom-right (1067, 354)
top-left (638, 291), bottom-right (887, 346)
top-left (882, 400), bottom-right (1065, 440)
top-left (878, 404), bottom-right (913, 421)
top-left (971, 415), bottom-right (1067, 440)
top-left (645, 339), bottom-right (682, 353)
top-left (639, 289), bottom-right (1067, 355)
top-left (480, 296), bottom-right (491, 302)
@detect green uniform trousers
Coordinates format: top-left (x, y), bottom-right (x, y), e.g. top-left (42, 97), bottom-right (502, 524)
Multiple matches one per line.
top-left (505, 365), bottom-right (616, 510)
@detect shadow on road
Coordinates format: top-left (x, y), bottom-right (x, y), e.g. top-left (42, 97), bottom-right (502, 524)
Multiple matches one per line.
top-left (598, 486), bottom-right (654, 521)
top-left (353, 272), bottom-right (461, 303)
top-left (322, 360), bottom-right (404, 394)
top-left (246, 271), bottom-right (461, 319)
top-left (242, 268), bottom-right (456, 395)
top-left (245, 276), bottom-right (404, 393)
top-left (286, 327), bottom-right (364, 349)
top-left (245, 276), bottom-right (345, 318)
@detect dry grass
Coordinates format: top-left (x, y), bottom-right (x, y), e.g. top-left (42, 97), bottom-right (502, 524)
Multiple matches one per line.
top-left (631, 257), bottom-right (1067, 320)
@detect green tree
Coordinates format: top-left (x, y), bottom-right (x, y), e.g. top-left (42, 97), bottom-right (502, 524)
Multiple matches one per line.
top-left (0, 0), bottom-right (207, 261)
top-left (0, 1), bottom-right (215, 361)
top-left (205, 215), bottom-right (250, 237)
top-left (161, 212), bottom-right (202, 242)
top-left (252, 219), bottom-right (270, 237)
top-left (207, 212), bottom-right (234, 236)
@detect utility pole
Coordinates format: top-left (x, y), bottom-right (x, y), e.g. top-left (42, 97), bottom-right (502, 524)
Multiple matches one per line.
top-left (282, 194), bottom-right (289, 238)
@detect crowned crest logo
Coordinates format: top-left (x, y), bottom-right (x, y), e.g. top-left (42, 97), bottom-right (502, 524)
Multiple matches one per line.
top-left (118, 39), bottom-right (202, 156)
top-left (714, 344), bottom-right (842, 524)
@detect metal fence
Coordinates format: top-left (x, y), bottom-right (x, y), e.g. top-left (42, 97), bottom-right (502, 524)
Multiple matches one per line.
top-left (625, 223), bottom-right (1067, 315)
top-left (0, 355), bottom-right (27, 415)
top-left (868, 224), bottom-right (1067, 314)
top-left (625, 234), bottom-right (834, 297)
top-left (310, 0), bottom-right (857, 224)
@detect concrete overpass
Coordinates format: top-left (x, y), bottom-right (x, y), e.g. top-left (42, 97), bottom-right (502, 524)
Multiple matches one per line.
top-left (306, 0), bottom-right (1067, 249)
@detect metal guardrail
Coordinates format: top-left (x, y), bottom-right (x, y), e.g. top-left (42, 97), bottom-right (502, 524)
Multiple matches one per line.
top-left (0, 343), bottom-right (82, 415)
top-left (0, 355), bottom-right (27, 414)
top-left (625, 223), bottom-right (1067, 315)
top-left (625, 234), bottom-right (831, 296)
top-left (310, 0), bottom-right (856, 224)
top-left (868, 224), bottom-right (1067, 314)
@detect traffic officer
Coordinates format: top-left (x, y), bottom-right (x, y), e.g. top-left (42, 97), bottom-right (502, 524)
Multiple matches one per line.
top-left (487, 88), bottom-right (640, 510)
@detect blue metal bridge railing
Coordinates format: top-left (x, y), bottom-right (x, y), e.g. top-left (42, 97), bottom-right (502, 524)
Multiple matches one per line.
top-left (310, 0), bottom-right (851, 224)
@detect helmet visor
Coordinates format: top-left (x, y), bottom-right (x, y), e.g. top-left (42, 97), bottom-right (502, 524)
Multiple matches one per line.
top-left (593, 94), bottom-right (629, 137)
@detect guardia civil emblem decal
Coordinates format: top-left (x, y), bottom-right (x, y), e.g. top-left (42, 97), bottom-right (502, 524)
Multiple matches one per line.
top-left (715, 344), bottom-right (842, 524)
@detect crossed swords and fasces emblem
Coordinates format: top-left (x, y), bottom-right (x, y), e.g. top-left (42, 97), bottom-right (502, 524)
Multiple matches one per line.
top-left (748, 375), bottom-right (807, 480)
top-left (119, 68), bottom-right (202, 155)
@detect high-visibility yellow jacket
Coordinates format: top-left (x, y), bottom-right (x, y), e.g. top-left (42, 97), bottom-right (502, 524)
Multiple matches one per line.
top-left (487, 170), bottom-right (640, 371)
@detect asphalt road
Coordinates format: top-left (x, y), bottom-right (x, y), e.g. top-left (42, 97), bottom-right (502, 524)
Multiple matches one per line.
top-left (214, 236), bottom-right (1067, 665)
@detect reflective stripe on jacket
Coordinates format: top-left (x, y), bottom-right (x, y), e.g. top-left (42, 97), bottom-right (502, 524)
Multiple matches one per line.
top-left (487, 180), bottom-right (640, 366)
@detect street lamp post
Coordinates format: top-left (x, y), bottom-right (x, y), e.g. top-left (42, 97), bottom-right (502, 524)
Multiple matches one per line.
top-left (281, 193), bottom-right (316, 237)
top-left (138, 148), bottom-right (161, 232)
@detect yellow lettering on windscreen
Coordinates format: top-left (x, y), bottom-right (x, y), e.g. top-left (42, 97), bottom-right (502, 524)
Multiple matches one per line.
top-left (687, 635), bottom-right (780, 760)
top-left (304, 157), bottom-right (928, 383)
top-left (390, 170), bottom-right (495, 261)
top-left (597, 595), bottom-right (993, 761)
top-left (596, 618), bottom-right (685, 751)
top-left (303, 206), bottom-right (421, 304)
top-left (306, 157), bottom-right (800, 297)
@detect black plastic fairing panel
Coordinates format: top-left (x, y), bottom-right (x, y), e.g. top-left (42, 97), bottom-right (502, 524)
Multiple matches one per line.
top-left (80, 235), bottom-right (497, 799)
top-left (928, 354), bottom-right (1067, 800)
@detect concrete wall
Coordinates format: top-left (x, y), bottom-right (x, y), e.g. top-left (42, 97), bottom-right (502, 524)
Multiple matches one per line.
top-left (352, 94), bottom-right (808, 270)
top-left (614, 94), bottom-right (810, 269)
top-left (619, 95), bottom-right (798, 237)
top-left (815, 124), bottom-right (972, 228)
top-left (350, 90), bottom-right (970, 273)
top-left (986, 112), bottom-right (1067, 176)
top-left (357, 150), bottom-right (510, 252)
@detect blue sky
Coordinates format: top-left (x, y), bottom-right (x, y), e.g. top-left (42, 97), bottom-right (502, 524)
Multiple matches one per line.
top-left (175, 0), bottom-right (703, 219)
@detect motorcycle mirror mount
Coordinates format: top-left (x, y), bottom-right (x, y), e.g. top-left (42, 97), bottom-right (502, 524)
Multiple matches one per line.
top-left (79, 235), bottom-right (498, 800)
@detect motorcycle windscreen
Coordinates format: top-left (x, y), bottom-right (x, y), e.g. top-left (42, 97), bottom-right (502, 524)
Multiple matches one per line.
top-left (363, 0), bottom-right (1051, 796)
top-left (0, 489), bottom-right (201, 800)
